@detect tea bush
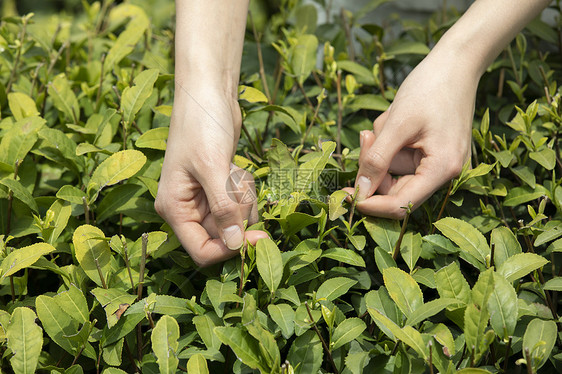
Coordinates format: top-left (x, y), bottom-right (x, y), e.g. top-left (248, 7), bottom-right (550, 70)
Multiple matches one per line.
top-left (0, 0), bottom-right (561, 373)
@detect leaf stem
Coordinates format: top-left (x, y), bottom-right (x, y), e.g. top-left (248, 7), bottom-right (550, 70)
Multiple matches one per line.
top-left (249, 12), bottom-right (271, 102)
top-left (304, 301), bottom-right (339, 374)
top-left (137, 233), bottom-right (148, 300)
top-left (502, 336), bottom-right (512, 372)
top-left (428, 341), bottom-right (434, 374)
top-left (94, 258), bottom-right (108, 289)
top-left (336, 70), bottom-right (343, 156)
top-left (432, 180), bottom-right (453, 233)
top-left (122, 239), bottom-right (135, 290)
top-left (393, 203), bottom-right (412, 260)
top-left (82, 197), bottom-right (90, 225)
top-left (524, 347), bottom-right (534, 374)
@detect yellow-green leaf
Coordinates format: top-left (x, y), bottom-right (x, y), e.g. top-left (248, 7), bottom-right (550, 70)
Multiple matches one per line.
top-left (72, 225), bottom-right (114, 287)
top-left (88, 150), bottom-right (146, 193)
top-left (135, 127), bottom-right (168, 150)
top-left (6, 307), bottom-right (42, 374)
top-left (0, 243), bottom-right (55, 280)
top-left (152, 315), bottom-right (180, 374)
top-left (383, 267), bottom-right (423, 319)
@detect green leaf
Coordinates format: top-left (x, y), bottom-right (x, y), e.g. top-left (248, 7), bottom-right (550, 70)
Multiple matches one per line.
top-left (400, 232), bottom-right (422, 272)
top-left (405, 298), bottom-right (459, 326)
top-left (53, 284), bottom-right (89, 324)
top-left (8, 92), bottom-right (39, 121)
top-left (295, 141), bottom-right (336, 193)
top-left (135, 127), bottom-right (168, 150)
top-left (490, 226), bottom-right (521, 268)
top-left (328, 190), bottom-right (349, 221)
top-left (214, 326), bottom-right (268, 372)
top-left (529, 148), bottom-right (556, 170)
top-left (91, 288), bottom-right (137, 329)
top-left (238, 85), bottom-right (268, 103)
top-left (471, 268), bottom-right (495, 310)
top-left (497, 253), bottom-right (548, 282)
top-left (0, 178), bottom-right (38, 213)
top-left (72, 225), bottom-right (114, 287)
top-left (434, 262), bottom-right (470, 305)
top-left (426, 323), bottom-right (456, 357)
top-left (534, 222), bottom-right (562, 246)
top-left (151, 315), bottom-right (180, 374)
top-left (347, 94), bottom-right (390, 112)
top-left (321, 247), bottom-right (365, 267)
top-left (367, 308), bottom-right (428, 360)
top-left (6, 307), bottom-right (42, 374)
top-left (386, 40), bottom-right (430, 56)
top-left (383, 267), bottom-right (423, 319)
top-left (44, 199), bottom-right (72, 245)
top-left (291, 34), bottom-right (318, 85)
top-left (287, 330), bottom-right (322, 374)
top-left (464, 303), bottom-right (489, 357)
top-left (504, 185), bottom-right (548, 207)
top-left (267, 303), bottom-right (295, 339)
top-left (105, 4), bottom-right (150, 69)
top-left (522, 318), bottom-right (557, 371)
top-left (36, 295), bottom-right (80, 356)
top-left (374, 246), bottom-right (397, 273)
top-left (316, 277), bottom-right (357, 302)
top-left (337, 60), bottom-right (376, 85)
top-left (0, 243), bottom-right (55, 280)
top-left (88, 150), bottom-right (147, 194)
top-left (256, 238), bottom-right (283, 294)
top-left (56, 185), bottom-right (87, 205)
top-left (434, 217), bottom-right (489, 269)
top-left (121, 69), bottom-right (159, 126)
top-left (186, 353), bottom-right (209, 374)
top-left (47, 73), bottom-right (80, 124)
top-left (364, 217), bottom-right (399, 253)
top-left (205, 280), bottom-right (237, 318)
top-left (543, 277), bottom-right (562, 291)
top-left (331, 318), bottom-right (366, 351)
top-left (487, 273), bottom-right (518, 340)
top-left (193, 314), bottom-right (222, 350)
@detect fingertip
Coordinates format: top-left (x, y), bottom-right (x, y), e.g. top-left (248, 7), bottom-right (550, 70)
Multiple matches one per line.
top-left (342, 187), bottom-right (355, 203)
top-left (245, 230), bottom-right (270, 245)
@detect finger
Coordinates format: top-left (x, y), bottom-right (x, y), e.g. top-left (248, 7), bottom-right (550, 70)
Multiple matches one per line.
top-left (174, 221), bottom-right (238, 267)
top-left (172, 221), bottom-right (269, 268)
top-left (195, 160), bottom-right (245, 250)
top-left (229, 164), bottom-right (259, 225)
top-left (361, 130), bottom-right (420, 175)
top-left (355, 127), bottom-right (405, 201)
top-left (355, 158), bottom-right (456, 219)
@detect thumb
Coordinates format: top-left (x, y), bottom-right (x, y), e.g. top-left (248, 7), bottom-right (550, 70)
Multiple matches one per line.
top-left (356, 126), bottom-right (404, 201)
top-left (197, 162), bottom-right (245, 250)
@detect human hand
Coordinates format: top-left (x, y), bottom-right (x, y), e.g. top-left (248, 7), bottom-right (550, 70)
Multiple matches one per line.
top-left (155, 88), bottom-right (268, 267)
top-left (343, 54), bottom-right (477, 219)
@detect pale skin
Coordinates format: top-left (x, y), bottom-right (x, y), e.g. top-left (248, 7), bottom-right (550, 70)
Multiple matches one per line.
top-left (156, 0), bottom-right (552, 267)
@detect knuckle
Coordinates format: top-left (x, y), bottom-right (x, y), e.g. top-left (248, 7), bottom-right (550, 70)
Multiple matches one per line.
top-left (363, 149), bottom-right (388, 173)
top-left (209, 195), bottom-right (236, 221)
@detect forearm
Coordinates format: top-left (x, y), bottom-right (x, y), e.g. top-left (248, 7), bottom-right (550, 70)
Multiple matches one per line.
top-left (174, 0), bottom-right (249, 98)
top-left (429, 0), bottom-right (551, 79)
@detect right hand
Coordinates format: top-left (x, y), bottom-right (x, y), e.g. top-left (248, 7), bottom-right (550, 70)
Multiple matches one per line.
top-left (155, 87), bottom-right (268, 267)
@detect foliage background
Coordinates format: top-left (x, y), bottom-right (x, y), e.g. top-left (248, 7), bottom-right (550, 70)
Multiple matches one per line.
top-left (0, 0), bottom-right (561, 373)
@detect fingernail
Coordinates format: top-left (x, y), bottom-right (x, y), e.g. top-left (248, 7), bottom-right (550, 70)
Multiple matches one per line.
top-left (360, 131), bottom-right (365, 147)
top-left (223, 225), bottom-right (244, 250)
top-left (355, 176), bottom-right (371, 201)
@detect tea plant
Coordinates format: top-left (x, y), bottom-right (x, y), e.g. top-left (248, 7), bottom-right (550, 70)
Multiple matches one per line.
top-left (0, 0), bottom-right (560, 373)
